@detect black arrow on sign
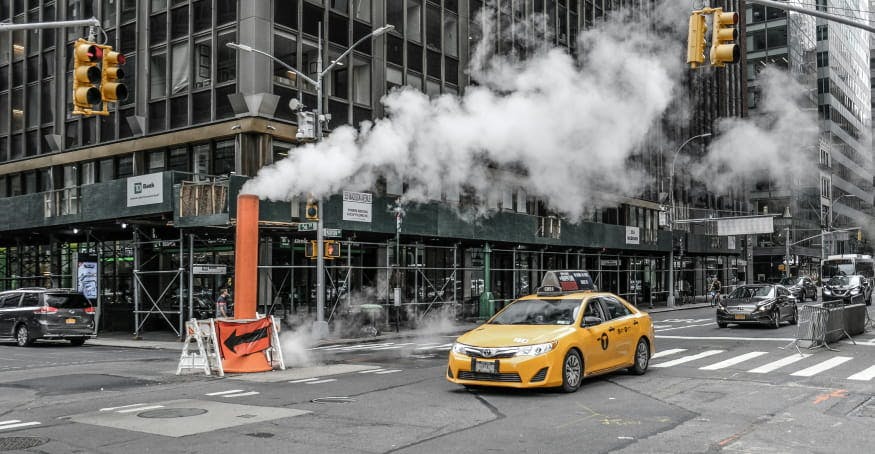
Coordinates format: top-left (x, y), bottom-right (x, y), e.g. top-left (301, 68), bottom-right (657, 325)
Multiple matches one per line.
top-left (223, 326), bottom-right (269, 353)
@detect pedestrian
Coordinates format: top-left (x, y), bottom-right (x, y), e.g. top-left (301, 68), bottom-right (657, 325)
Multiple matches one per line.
top-left (216, 288), bottom-right (230, 318)
top-left (709, 278), bottom-right (722, 306)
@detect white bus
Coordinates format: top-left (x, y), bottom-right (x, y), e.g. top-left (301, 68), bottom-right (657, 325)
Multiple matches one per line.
top-left (821, 254), bottom-right (875, 280)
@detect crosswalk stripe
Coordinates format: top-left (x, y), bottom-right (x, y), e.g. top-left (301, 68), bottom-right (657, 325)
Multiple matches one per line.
top-left (117, 405), bottom-right (164, 413)
top-left (372, 343), bottom-right (415, 350)
top-left (651, 348), bottom-right (686, 359)
top-left (223, 391), bottom-right (260, 398)
top-left (651, 350), bottom-right (724, 368)
top-left (791, 356), bottom-right (854, 377)
top-left (358, 369), bottom-right (386, 374)
top-left (374, 369), bottom-right (402, 374)
top-left (700, 352), bottom-right (768, 370)
top-left (847, 365), bottom-right (875, 381)
top-left (748, 354), bottom-right (811, 374)
top-left (289, 378), bottom-right (320, 383)
top-left (307, 379), bottom-right (337, 384)
top-left (205, 389), bottom-right (244, 396)
top-left (0, 421), bottom-right (41, 431)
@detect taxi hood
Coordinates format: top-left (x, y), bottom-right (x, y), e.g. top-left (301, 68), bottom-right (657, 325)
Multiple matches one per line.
top-left (456, 324), bottom-right (575, 347)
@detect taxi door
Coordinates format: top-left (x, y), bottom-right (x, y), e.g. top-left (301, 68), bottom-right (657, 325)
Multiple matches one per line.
top-left (599, 296), bottom-right (636, 362)
top-left (577, 297), bottom-right (619, 374)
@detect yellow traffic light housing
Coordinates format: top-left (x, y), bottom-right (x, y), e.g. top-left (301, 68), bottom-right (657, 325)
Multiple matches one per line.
top-left (72, 39), bottom-right (102, 114)
top-left (686, 12), bottom-right (707, 69)
top-left (710, 9), bottom-right (740, 67)
top-left (305, 199), bottom-right (319, 221)
top-left (101, 48), bottom-right (128, 103)
top-left (305, 240), bottom-right (317, 258)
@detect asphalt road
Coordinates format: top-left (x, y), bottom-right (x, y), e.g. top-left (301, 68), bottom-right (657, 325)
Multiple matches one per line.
top-left (1, 305), bottom-right (874, 453)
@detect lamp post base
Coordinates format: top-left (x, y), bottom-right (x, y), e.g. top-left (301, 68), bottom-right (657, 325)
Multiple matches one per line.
top-left (667, 294), bottom-right (676, 308)
top-left (312, 320), bottom-right (329, 339)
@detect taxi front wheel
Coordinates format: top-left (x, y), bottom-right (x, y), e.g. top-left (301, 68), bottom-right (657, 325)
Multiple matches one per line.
top-left (561, 349), bottom-right (582, 393)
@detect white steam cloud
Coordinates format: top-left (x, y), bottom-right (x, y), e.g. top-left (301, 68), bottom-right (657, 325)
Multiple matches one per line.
top-left (242, 6), bottom-right (685, 221)
top-left (689, 67), bottom-right (820, 193)
top-left (243, 1), bottom-right (819, 219)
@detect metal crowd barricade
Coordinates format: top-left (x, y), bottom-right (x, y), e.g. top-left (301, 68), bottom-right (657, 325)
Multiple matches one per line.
top-left (785, 302), bottom-right (855, 355)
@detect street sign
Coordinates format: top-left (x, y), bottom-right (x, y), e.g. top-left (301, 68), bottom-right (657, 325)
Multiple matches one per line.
top-left (193, 264), bottom-right (227, 275)
top-left (298, 222), bottom-right (317, 231)
top-left (323, 228), bottom-right (341, 238)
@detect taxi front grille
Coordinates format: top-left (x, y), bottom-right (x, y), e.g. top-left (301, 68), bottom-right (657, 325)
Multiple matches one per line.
top-left (458, 371), bottom-right (522, 382)
top-left (530, 367), bottom-right (548, 382)
top-left (461, 346), bottom-right (517, 359)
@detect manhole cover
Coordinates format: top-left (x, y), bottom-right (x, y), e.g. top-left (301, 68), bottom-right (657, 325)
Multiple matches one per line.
top-left (0, 437), bottom-right (48, 451)
top-left (138, 408), bottom-right (208, 418)
top-left (312, 396), bottom-right (356, 404)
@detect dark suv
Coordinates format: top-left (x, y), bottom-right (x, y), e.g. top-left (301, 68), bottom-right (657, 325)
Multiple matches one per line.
top-left (0, 288), bottom-right (96, 346)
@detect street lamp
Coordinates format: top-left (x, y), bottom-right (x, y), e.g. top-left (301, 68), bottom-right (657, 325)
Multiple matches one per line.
top-left (781, 206), bottom-right (792, 278)
top-left (666, 132), bottom-right (711, 307)
top-left (824, 193), bottom-right (858, 257)
top-left (227, 23), bottom-right (394, 338)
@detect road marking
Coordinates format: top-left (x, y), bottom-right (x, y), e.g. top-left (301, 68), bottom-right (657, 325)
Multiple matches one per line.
top-left (0, 420), bottom-right (41, 431)
top-left (372, 343), bottom-right (415, 350)
top-left (791, 356), bottom-right (854, 377)
top-left (651, 350), bottom-right (724, 368)
top-left (700, 352), bottom-right (768, 370)
top-left (374, 369), bottom-right (402, 374)
top-left (847, 365), bottom-right (875, 381)
top-left (656, 335), bottom-right (796, 342)
top-left (651, 348), bottom-right (686, 359)
top-left (222, 391), bottom-right (260, 398)
top-left (748, 354), bottom-right (811, 374)
top-left (655, 323), bottom-right (716, 332)
top-left (289, 378), bottom-right (320, 383)
top-left (117, 405), bottom-right (164, 413)
top-left (358, 369), bottom-right (386, 374)
top-left (100, 403), bottom-right (153, 412)
top-left (205, 389), bottom-right (245, 396)
top-left (307, 379), bottom-right (337, 384)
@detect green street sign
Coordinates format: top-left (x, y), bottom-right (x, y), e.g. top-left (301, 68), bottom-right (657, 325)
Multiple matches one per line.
top-left (298, 222), bottom-right (317, 231)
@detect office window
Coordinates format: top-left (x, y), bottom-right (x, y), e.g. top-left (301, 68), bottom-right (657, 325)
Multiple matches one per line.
top-left (213, 140), bottom-right (235, 175)
top-left (169, 147), bottom-right (189, 171)
top-left (217, 0), bottom-right (236, 25)
top-left (117, 155), bottom-right (133, 178)
top-left (407, 42), bottom-right (422, 72)
top-left (194, 38), bottom-right (212, 89)
top-left (407, 0), bottom-right (422, 42)
top-left (274, 32), bottom-right (297, 86)
top-left (275, 0), bottom-right (298, 29)
top-left (150, 13), bottom-right (167, 44)
top-left (149, 100), bottom-right (166, 132)
top-left (193, 0), bottom-right (211, 33)
top-left (217, 32), bottom-right (236, 83)
top-left (171, 42), bottom-right (190, 94)
top-left (352, 57), bottom-right (370, 104)
top-left (170, 95), bottom-right (187, 128)
top-left (354, 0), bottom-right (370, 22)
top-left (387, 0), bottom-right (403, 34)
top-left (120, 0), bottom-right (137, 22)
top-left (171, 5), bottom-right (189, 39)
top-left (192, 90), bottom-right (211, 123)
top-left (426, 4), bottom-right (440, 51)
top-left (387, 34), bottom-right (403, 66)
top-left (100, 111), bottom-right (116, 142)
top-left (150, 52), bottom-right (167, 99)
top-left (444, 13), bottom-right (458, 57)
top-left (386, 65), bottom-right (402, 91)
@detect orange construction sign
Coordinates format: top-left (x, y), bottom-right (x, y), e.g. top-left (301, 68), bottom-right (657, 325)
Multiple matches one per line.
top-left (215, 318), bottom-right (273, 373)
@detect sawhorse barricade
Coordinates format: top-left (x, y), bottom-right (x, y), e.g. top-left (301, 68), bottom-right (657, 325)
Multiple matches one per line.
top-left (176, 315), bottom-right (285, 376)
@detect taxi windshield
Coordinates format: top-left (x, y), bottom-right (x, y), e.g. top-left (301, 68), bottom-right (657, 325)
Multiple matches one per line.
top-left (489, 299), bottom-right (581, 325)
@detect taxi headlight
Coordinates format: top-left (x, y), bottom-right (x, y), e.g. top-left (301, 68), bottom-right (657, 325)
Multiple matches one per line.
top-left (452, 342), bottom-right (469, 354)
top-left (823, 288), bottom-right (832, 295)
top-left (515, 341), bottom-right (558, 357)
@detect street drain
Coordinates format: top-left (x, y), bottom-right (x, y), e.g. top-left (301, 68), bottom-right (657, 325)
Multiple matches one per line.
top-left (246, 432), bottom-right (275, 438)
top-left (0, 437), bottom-right (48, 451)
top-left (137, 408), bottom-right (208, 418)
top-left (312, 396), bottom-right (356, 404)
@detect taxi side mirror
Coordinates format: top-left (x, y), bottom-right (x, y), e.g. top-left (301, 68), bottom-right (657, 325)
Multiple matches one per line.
top-left (582, 316), bottom-right (603, 327)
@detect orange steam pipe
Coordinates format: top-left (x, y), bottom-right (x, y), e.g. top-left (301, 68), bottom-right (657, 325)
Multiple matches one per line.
top-left (234, 194), bottom-right (259, 320)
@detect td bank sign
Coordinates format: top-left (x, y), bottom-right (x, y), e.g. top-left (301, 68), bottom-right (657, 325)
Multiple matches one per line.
top-left (127, 173), bottom-right (164, 207)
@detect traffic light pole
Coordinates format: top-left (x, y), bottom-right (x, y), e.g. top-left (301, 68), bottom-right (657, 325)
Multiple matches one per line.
top-left (0, 17), bottom-right (100, 32)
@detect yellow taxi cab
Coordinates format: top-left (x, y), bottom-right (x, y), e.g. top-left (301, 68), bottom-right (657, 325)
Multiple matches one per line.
top-left (447, 271), bottom-right (654, 392)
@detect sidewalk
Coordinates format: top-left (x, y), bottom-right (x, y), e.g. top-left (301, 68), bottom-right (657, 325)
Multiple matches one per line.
top-left (89, 300), bottom-right (714, 351)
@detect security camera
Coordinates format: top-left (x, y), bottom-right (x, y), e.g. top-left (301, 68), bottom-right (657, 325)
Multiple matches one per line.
top-left (296, 131), bottom-right (305, 140)
top-left (288, 99), bottom-right (302, 111)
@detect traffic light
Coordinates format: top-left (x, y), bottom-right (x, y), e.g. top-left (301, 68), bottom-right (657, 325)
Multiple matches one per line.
top-left (100, 48), bottom-right (128, 103)
top-left (305, 198), bottom-right (319, 221)
top-left (72, 39), bottom-right (102, 113)
top-left (324, 240), bottom-right (341, 259)
top-left (305, 240), bottom-right (317, 258)
top-left (858, 229), bottom-right (863, 242)
top-left (710, 9), bottom-right (740, 67)
top-left (686, 12), bottom-right (707, 69)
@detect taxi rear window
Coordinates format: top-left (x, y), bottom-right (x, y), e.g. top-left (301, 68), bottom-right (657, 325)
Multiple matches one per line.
top-left (490, 299), bottom-right (582, 325)
top-left (45, 293), bottom-right (91, 309)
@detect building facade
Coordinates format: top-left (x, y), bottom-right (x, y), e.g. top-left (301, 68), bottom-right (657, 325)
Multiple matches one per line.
top-left (745, 0), bottom-right (873, 282)
top-left (0, 0), bottom-right (747, 334)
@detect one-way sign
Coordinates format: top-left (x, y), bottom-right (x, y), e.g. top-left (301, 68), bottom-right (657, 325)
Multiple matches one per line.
top-left (298, 222), bottom-right (317, 231)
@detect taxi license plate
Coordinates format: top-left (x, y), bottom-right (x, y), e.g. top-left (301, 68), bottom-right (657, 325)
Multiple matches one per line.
top-left (734, 314), bottom-right (746, 320)
top-left (66, 318), bottom-right (76, 324)
top-left (472, 359), bottom-right (498, 374)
